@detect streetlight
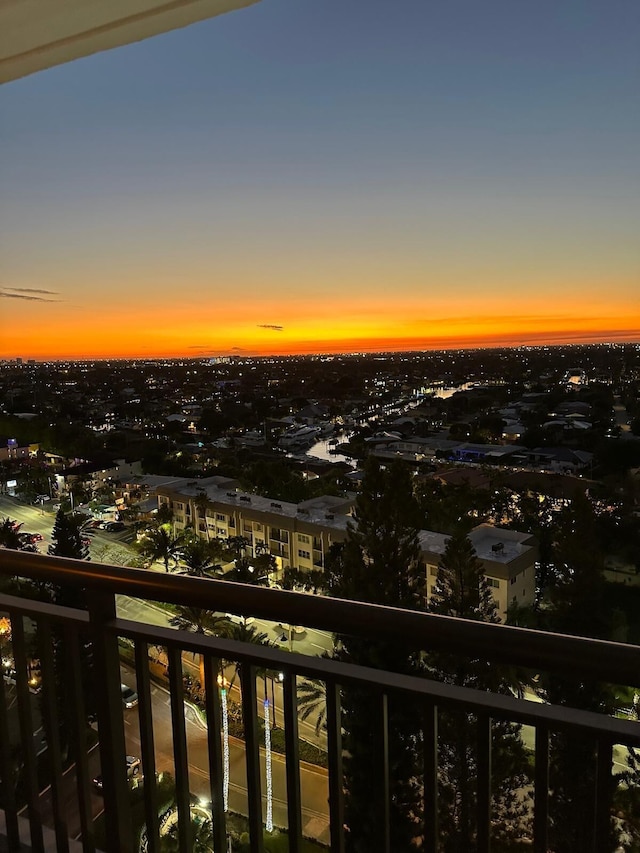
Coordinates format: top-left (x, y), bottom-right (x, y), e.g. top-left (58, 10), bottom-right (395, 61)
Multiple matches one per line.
top-left (269, 671), bottom-right (285, 729)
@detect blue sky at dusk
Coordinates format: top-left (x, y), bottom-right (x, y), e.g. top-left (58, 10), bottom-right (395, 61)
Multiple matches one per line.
top-left (1, 0), bottom-right (638, 358)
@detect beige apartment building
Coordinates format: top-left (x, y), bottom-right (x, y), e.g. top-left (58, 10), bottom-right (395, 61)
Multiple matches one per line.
top-left (156, 477), bottom-right (537, 620)
top-left (420, 524), bottom-right (538, 619)
top-left (157, 477), bottom-right (353, 576)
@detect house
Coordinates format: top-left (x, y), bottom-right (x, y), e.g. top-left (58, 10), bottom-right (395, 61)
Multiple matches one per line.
top-left (55, 457), bottom-right (143, 495)
top-left (0, 436), bottom-right (36, 462)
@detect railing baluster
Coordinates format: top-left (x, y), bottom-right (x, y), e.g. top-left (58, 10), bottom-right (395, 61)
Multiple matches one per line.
top-left (533, 724), bottom-right (549, 853)
top-left (86, 589), bottom-right (133, 853)
top-left (134, 641), bottom-right (160, 853)
top-left (38, 619), bottom-right (69, 852)
top-left (239, 663), bottom-right (264, 853)
top-left (3, 553), bottom-right (640, 853)
top-left (167, 646), bottom-right (192, 853)
top-left (64, 623), bottom-right (95, 853)
top-left (11, 612), bottom-right (43, 852)
top-left (326, 679), bottom-right (345, 853)
top-left (423, 702), bottom-right (438, 851)
top-left (0, 608), bottom-right (21, 851)
top-left (377, 692), bottom-right (390, 853)
top-left (476, 712), bottom-right (492, 853)
top-left (203, 656), bottom-right (227, 853)
top-left (594, 737), bottom-right (613, 853)
top-left (282, 671), bottom-right (302, 853)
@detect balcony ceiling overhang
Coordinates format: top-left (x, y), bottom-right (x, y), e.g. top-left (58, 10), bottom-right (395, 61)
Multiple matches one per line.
top-left (0, 0), bottom-right (260, 84)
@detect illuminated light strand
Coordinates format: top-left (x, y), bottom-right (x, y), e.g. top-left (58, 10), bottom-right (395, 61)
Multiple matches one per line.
top-left (264, 698), bottom-right (273, 832)
top-left (221, 688), bottom-right (229, 812)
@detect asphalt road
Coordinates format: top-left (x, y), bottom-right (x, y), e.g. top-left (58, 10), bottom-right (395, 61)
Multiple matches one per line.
top-left (28, 667), bottom-right (330, 847)
top-left (0, 495), bottom-right (134, 558)
top-left (119, 666), bottom-right (330, 844)
top-left (116, 595), bottom-right (329, 749)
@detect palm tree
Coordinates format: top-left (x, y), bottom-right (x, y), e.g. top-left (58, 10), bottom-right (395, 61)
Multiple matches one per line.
top-left (297, 677), bottom-right (328, 736)
top-left (160, 816), bottom-right (213, 853)
top-left (169, 607), bottom-right (228, 685)
top-left (224, 534), bottom-right (249, 559)
top-left (0, 517), bottom-right (36, 551)
top-left (137, 524), bottom-right (185, 572)
top-left (217, 621), bottom-right (273, 688)
top-left (193, 489), bottom-right (210, 542)
top-left (253, 540), bottom-right (277, 583)
top-left (178, 538), bottom-right (221, 578)
top-left (224, 538), bottom-right (271, 586)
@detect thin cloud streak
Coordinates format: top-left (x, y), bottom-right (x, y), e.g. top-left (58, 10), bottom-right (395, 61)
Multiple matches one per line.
top-left (5, 287), bottom-right (59, 295)
top-left (0, 290), bottom-right (59, 302)
top-left (257, 324), bottom-right (284, 332)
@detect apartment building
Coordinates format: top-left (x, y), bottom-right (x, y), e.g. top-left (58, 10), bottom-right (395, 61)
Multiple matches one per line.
top-left (421, 524), bottom-right (538, 619)
top-left (156, 478), bottom-right (537, 620)
top-left (157, 477), bottom-right (354, 574)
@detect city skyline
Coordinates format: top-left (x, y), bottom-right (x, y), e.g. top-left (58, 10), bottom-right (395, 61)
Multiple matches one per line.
top-left (1, 0), bottom-right (639, 360)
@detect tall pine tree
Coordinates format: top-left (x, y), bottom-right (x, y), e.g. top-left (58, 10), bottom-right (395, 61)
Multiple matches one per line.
top-left (328, 459), bottom-right (425, 852)
top-left (539, 493), bottom-right (618, 853)
top-left (48, 509), bottom-right (91, 562)
top-left (47, 509), bottom-right (94, 755)
top-left (427, 530), bottom-right (530, 852)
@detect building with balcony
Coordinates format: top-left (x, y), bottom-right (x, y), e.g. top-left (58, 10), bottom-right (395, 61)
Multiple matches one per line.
top-left (157, 478), bottom-right (537, 616)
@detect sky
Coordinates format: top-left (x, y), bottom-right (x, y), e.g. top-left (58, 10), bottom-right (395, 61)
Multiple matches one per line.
top-left (1, 0), bottom-right (639, 360)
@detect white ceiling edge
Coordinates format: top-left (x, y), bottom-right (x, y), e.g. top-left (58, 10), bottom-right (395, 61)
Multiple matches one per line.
top-left (0, 0), bottom-right (261, 84)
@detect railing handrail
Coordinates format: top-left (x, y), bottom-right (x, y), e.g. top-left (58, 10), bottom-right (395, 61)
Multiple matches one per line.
top-left (2, 549), bottom-right (640, 686)
top-left (1, 584), bottom-right (638, 749)
top-left (1, 583), bottom-right (638, 751)
top-left (113, 616), bottom-right (639, 746)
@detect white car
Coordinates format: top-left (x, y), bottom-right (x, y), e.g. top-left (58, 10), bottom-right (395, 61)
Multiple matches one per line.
top-left (93, 755), bottom-right (142, 791)
top-left (121, 683), bottom-right (138, 709)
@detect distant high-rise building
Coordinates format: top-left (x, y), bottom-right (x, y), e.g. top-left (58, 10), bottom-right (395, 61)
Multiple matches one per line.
top-left (16, 357), bottom-right (22, 365)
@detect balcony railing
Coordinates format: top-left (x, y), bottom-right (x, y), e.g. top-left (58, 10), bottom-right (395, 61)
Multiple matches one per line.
top-left (1, 549), bottom-right (640, 853)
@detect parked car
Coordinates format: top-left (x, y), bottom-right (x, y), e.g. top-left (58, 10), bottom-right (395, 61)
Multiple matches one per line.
top-left (30, 533), bottom-right (44, 542)
top-left (104, 521), bottom-right (125, 532)
top-left (93, 755), bottom-right (142, 791)
top-left (121, 683), bottom-right (138, 709)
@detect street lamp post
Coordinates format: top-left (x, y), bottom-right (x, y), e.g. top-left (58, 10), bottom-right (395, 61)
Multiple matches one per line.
top-left (269, 671), bottom-right (284, 729)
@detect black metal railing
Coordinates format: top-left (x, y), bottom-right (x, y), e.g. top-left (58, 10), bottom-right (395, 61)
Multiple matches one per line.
top-left (1, 549), bottom-right (640, 853)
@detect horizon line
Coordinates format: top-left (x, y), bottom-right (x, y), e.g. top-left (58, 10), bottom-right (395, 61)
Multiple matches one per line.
top-left (3, 337), bottom-right (639, 364)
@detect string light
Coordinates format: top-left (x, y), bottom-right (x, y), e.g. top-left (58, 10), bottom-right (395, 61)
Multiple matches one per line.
top-left (221, 686), bottom-right (230, 812)
top-left (264, 697), bottom-right (273, 832)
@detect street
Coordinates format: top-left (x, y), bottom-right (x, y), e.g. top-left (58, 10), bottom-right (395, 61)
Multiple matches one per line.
top-left (29, 667), bottom-right (330, 846)
top-left (119, 667), bottom-right (330, 844)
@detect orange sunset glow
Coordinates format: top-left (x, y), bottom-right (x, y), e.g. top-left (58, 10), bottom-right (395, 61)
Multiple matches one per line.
top-left (2, 289), bottom-right (638, 361)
